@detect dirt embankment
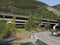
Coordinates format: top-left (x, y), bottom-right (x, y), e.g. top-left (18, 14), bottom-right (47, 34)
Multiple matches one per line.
top-left (47, 7), bottom-right (60, 16)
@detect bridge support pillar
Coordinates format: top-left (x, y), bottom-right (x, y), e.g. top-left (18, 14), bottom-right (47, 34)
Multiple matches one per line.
top-left (53, 24), bottom-right (58, 30)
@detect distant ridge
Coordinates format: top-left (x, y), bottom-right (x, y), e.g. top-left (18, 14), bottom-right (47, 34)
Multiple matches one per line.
top-left (47, 7), bottom-right (60, 16)
top-left (0, 0), bottom-right (58, 20)
top-left (52, 4), bottom-right (60, 11)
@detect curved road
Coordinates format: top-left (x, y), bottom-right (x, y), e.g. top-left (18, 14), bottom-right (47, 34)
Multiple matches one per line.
top-left (35, 31), bottom-right (60, 45)
top-left (0, 31), bottom-right (60, 45)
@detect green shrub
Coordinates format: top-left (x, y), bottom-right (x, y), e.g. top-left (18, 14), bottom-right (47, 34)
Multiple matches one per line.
top-left (0, 16), bottom-right (16, 39)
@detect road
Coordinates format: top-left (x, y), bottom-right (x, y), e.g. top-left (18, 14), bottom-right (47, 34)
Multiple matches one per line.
top-left (0, 31), bottom-right (60, 45)
top-left (35, 31), bottom-right (60, 45)
top-left (0, 37), bottom-right (20, 45)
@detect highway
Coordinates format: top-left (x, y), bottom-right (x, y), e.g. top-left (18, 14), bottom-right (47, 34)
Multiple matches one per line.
top-left (35, 31), bottom-right (60, 45)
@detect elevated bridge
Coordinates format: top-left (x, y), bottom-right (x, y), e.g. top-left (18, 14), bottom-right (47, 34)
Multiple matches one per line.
top-left (0, 13), bottom-right (28, 28)
top-left (0, 13), bottom-right (58, 28)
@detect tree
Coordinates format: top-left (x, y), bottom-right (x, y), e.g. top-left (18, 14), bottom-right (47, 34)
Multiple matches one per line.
top-left (0, 20), bottom-right (6, 39)
top-left (57, 16), bottom-right (60, 26)
top-left (25, 11), bottom-right (42, 31)
top-left (25, 12), bottom-right (34, 30)
top-left (44, 21), bottom-right (51, 30)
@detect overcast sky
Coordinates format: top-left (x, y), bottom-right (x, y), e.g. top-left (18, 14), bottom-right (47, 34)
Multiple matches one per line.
top-left (37, 0), bottom-right (60, 6)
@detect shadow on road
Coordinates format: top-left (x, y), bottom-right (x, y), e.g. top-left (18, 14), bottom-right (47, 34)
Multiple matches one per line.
top-left (34, 39), bottom-right (47, 45)
top-left (55, 34), bottom-right (60, 37)
top-left (0, 43), bottom-right (11, 45)
top-left (0, 39), bottom-right (47, 45)
top-left (20, 42), bottom-right (33, 45)
top-left (0, 37), bottom-right (21, 45)
top-left (20, 39), bottom-right (47, 45)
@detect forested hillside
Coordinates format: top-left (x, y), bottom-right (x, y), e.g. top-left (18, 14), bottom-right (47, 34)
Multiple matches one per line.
top-left (0, 0), bottom-right (58, 19)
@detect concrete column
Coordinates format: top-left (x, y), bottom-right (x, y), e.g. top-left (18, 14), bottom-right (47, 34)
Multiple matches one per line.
top-left (53, 24), bottom-right (58, 30)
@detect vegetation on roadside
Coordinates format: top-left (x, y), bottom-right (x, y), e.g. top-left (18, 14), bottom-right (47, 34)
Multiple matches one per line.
top-left (0, 16), bottom-right (16, 39)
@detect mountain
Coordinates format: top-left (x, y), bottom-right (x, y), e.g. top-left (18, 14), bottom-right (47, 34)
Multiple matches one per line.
top-left (53, 4), bottom-right (60, 11)
top-left (0, 0), bottom-right (58, 20)
top-left (48, 4), bottom-right (60, 16)
top-left (47, 7), bottom-right (60, 16)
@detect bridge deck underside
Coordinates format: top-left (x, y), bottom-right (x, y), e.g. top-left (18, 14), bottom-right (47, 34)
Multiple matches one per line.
top-left (0, 14), bottom-right (58, 28)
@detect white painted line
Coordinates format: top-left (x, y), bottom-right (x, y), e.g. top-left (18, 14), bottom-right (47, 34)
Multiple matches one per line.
top-left (34, 34), bottom-right (38, 39)
top-left (31, 35), bottom-right (33, 39)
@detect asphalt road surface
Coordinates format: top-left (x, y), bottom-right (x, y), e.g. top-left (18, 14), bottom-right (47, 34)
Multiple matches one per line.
top-left (35, 31), bottom-right (60, 45)
top-left (0, 31), bottom-right (60, 45)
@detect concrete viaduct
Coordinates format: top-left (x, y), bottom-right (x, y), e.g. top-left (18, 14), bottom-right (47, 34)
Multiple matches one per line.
top-left (0, 13), bottom-right (58, 28)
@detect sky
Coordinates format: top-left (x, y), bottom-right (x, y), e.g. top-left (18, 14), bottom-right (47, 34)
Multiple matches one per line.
top-left (37, 0), bottom-right (60, 6)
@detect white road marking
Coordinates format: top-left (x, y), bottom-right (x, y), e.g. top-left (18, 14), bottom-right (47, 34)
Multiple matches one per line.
top-left (31, 35), bottom-right (33, 39)
top-left (34, 34), bottom-right (38, 39)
